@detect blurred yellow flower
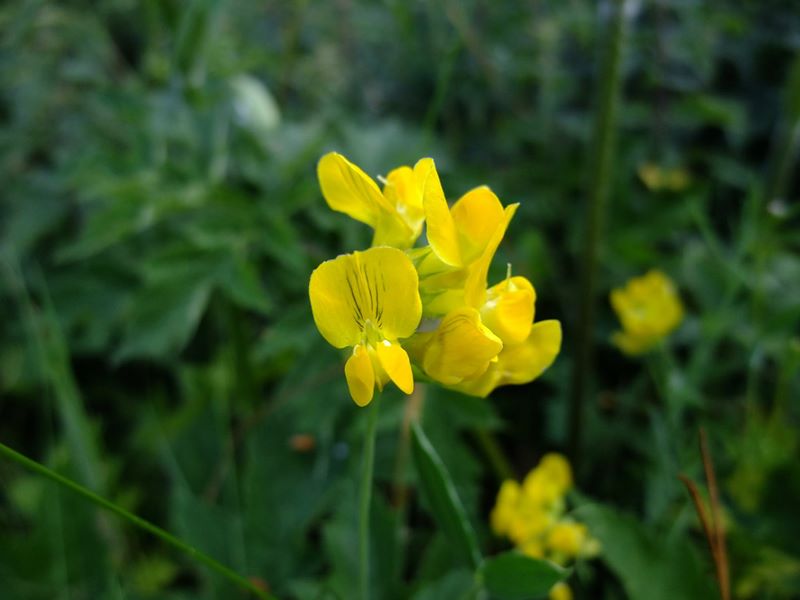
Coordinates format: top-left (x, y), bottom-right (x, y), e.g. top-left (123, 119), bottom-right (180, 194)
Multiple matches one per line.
top-left (610, 270), bottom-right (684, 355)
top-left (638, 162), bottom-right (691, 192)
top-left (309, 247), bottom-right (421, 406)
top-left (549, 582), bottom-right (572, 600)
top-left (547, 522), bottom-right (588, 557)
top-left (489, 453), bottom-right (599, 586)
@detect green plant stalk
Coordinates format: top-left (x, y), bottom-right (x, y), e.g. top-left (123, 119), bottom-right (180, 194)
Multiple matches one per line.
top-left (0, 442), bottom-right (275, 600)
top-left (472, 428), bottom-right (514, 482)
top-left (359, 395), bottom-right (381, 600)
top-left (568, 0), bottom-right (629, 463)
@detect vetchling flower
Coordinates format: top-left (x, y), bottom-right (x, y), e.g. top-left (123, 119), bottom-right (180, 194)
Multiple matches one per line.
top-left (311, 152), bottom-right (561, 400)
top-left (490, 453), bottom-right (599, 600)
top-left (610, 270), bottom-right (684, 355)
top-left (317, 152), bottom-right (428, 249)
top-left (309, 246), bottom-right (422, 406)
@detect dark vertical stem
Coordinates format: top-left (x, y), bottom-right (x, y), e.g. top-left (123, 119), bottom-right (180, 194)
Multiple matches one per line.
top-left (568, 0), bottom-right (629, 464)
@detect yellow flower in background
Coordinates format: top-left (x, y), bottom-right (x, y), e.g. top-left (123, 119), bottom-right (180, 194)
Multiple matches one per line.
top-left (638, 162), bottom-right (691, 192)
top-left (309, 247), bottom-right (421, 406)
top-left (489, 453), bottom-right (599, 595)
top-left (317, 152), bottom-right (427, 249)
top-left (549, 582), bottom-right (573, 600)
top-left (610, 270), bottom-right (684, 355)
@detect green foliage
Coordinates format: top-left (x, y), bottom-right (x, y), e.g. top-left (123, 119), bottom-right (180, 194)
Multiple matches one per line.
top-left (479, 552), bottom-right (569, 600)
top-left (1, 0), bottom-right (799, 599)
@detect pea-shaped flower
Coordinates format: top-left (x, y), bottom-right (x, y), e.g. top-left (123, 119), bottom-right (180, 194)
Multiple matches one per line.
top-left (309, 247), bottom-right (422, 406)
top-left (610, 270), bottom-right (684, 355)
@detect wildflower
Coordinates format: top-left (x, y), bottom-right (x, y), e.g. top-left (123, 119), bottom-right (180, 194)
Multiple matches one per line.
top-left (610, 270), bottom-right (684, 355)
top-left (638, 162), bottom-right (691, 192)
top-left (489, 453), bottom-right (599, 599)
top-left (317, 152), bottom-right (427, 249)
top-left (311, 152), bottom-right (561, 400)
top-left (549, 582), bottom-right (572, 600)
top-left (309, 247), bottom-right (422, 406)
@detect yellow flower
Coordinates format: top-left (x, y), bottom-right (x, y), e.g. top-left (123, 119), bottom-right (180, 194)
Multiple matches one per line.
top-left (549, 582), bottom-right (572, 600)
top-left (638, 162), bottom-right (691, 192)
top-left (538, 453), bottom-right (573, 496)
top-left (317, 152), bottom-right (427, 249)
top-left (414, 183), bottom-right (519, 316)
top-left (452, 319), bottom-right (562, 398)
top-left (610, 270), bottom-right (684, 355)
top-left (408, 307), bottom-right (503, 386)
top-left (546, 522), bottom-right (588, 558)
top-left (309, 247), bottom-right (421, 406)
top-left (490, 480), bottom-right (521, 536)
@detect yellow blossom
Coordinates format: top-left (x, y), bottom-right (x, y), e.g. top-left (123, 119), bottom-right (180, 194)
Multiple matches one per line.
top-left (549, 582), bottom-right (572, 600)
top-left (546, 522), bottom-right (588, 558)
top-left (317, 152), bottom-right (427, 249)
top-left (452, 319), bottom-right (562, 398)
top-left (490, 480), bottom-right (521, 536)
top-left (309, 247), bottom-right (421, 406)
top-left (610, 270), bottom-right (684, 355)
top-left (638, 162), bottom-right (691, 192)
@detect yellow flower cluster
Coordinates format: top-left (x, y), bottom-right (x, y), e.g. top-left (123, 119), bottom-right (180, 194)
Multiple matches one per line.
top-left (490, 454), bottom-right (599, 600)
top-left (610, 270), bottom-right (684, 355)
top-left (309, 153), bottom-right (562, 406)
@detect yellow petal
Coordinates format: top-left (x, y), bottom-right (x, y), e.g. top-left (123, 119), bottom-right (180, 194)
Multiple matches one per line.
top-left (422, 307), bottom-right (503, 385)
top-left (450, 186), bottom-right (506, 262)
top-left (359, 247), bottom-right (422, 340)
top-left (499, 319), bottom-right (562, 385)
top-left (318, 152), bottom-right (388, 226)
top-left (309, 247), bottom-right (422, 348)
top-left (464, 203), bottom-right (519, 307)
top-left (481, 276), bottom-right (536, 345)
top-left (309, 254), bottom-right (364, 348)
top-left (416, 158), bottom-right (462, 266)
top-left (454, 319), bottom-right (561, 397)
top-left (375, 340), bottom-right (414, 394)
top-left (345, 344), bottom-right (375, 407)
top-left (384, 166), bottom-right (424, 222)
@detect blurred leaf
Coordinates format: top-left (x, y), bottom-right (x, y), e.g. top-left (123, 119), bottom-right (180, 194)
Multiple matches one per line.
top-left (411, 569), bottom-right (475, 600)
top-left (576, 503), bottom-right (716, 600)
top-left (479, 552), bottom-right (569, 600)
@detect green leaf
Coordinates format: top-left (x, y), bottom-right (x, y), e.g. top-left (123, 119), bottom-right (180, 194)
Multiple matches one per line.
top-left (479, 552), bottom-right (569, 600)
top-left (575, 503), bottom-right (716, 600)
top-left (410, 421), bottom-right (482, 569)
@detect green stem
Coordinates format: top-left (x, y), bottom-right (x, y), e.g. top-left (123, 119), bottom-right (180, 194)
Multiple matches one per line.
top-left (0, 442), bottom-right (274, 600)
top-left (359, 395), bottom-right (381, 600)
top-left (568, 0), bottom-right (629, 464)
top-left (473, 429), bottom-right (514, 482)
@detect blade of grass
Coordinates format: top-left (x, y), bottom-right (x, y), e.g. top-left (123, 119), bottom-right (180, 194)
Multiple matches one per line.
top-left (0, 442), bottom-right (276, 600)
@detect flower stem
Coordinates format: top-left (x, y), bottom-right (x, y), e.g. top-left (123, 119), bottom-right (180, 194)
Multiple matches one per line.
top-left (359, 395), bottom-right (381, 600)
top-left (568, 0), bottom-right (629, 464)
top-left (0, 442), bottom-right (275, 600)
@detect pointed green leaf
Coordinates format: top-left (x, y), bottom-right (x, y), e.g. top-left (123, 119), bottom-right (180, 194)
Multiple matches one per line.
top-left (410, 422), bottom-right (482, 569)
